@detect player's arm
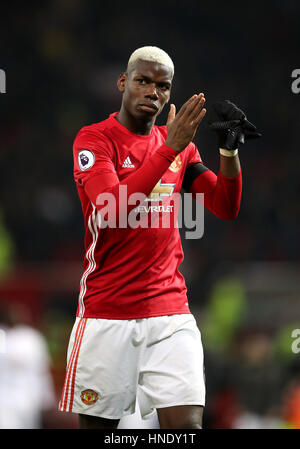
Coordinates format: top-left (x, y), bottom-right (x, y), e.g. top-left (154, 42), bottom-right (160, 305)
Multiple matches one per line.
top-left (79, 94), bottom-right (207, 219)
top-left (183, 99), bottom-right (261, 219)
top-left (183, 161), bottom-right (242, 220)
top-left (84, 143), bottom-right (177, 220)
top-left (219, 152), bottom-right (240, 177)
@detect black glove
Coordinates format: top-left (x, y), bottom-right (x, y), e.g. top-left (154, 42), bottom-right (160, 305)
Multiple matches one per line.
top-left (208, 100), bottom-right (261, 150)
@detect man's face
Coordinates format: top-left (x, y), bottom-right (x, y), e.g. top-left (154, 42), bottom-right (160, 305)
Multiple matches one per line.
top-left (118, 59), bottom-right (173, 119)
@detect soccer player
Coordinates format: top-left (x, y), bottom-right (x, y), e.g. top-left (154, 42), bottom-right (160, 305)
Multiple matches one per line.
top-left (59, 46), bottom-right (260, 429)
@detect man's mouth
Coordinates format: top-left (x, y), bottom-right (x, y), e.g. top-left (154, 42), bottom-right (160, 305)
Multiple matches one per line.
top-left (139, 103), bottom-right (159, 113)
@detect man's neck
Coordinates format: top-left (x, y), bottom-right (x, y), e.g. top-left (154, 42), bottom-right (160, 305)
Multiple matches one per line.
top-left (116, 106), bottom-right (155, 135)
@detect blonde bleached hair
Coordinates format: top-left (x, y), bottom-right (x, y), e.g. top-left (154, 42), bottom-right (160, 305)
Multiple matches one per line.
top-left (127, 46), bottom-right (174, 77)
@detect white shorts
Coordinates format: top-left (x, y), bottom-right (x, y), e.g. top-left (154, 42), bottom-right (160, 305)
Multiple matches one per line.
top-left (59, 314), bottom-right (205, 420)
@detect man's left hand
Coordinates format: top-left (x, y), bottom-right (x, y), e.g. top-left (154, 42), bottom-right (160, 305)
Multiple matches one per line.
top-left (208, 100), bottom-right (261, 150)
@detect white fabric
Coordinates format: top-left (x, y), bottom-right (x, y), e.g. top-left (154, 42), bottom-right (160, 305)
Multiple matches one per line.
top-left (219, 148), bottom-right (238, 157)
top-left (118, 400), bottom-right (159, 429)
top-left (63, 314), bottom-right (205, 420)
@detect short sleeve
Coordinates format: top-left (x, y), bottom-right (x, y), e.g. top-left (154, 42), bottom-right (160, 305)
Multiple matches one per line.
top-left (73, 128), bottom-right (116, 187)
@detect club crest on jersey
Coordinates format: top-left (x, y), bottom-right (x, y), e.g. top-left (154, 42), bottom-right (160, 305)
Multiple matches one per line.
top-left (147, 179), bottom-right (175, 201)
top-left (78, 150), bottom-right (95, 171)
top-left (169, 155), bottom-right (182, 173)
top-left (80, 389), bottom-right (99, 405)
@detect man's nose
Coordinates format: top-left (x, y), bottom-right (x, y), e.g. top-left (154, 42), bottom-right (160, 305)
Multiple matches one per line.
top-left (145, 83), bottom-right (158, 99)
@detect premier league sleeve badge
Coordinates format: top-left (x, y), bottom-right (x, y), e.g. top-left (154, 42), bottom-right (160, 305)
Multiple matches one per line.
top-left (78, 150), bottom-right (95, 171)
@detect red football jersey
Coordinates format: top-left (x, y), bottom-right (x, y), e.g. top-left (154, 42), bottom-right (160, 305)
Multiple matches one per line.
top-left (73, 112), bottom-right (202, 319)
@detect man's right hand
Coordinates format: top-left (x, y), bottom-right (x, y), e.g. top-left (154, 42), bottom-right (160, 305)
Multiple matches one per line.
top-left (165, 93), bottom-right (206, 153)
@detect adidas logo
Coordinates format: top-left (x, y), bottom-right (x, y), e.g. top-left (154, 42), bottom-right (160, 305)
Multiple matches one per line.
top-left (122, 156), bottom-right (135, 168)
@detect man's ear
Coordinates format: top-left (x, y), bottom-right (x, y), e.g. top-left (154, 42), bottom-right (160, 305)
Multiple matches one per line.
top-left (166, 85), bottom-right (172, 104)
top-left (117, 72), bottom-right (127, 93)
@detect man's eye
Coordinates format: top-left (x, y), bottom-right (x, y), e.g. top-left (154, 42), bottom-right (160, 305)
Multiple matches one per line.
top-left (137, 79), bottom-right (146, 84)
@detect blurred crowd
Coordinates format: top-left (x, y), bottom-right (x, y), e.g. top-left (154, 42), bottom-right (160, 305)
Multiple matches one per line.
top-left (0, 0), bottom-right (300, 428)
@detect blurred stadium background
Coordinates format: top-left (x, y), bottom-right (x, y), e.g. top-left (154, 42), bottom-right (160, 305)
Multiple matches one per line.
top-left (0, 0), bottom-right (300, 429)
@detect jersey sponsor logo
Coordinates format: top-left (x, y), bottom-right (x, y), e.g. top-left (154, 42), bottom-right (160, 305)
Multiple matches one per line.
top-left (147, 179), bottom-right (175, 201)
top-left (135, 204), bottom-right (174, 213)
top-left (78, 150), bottom-right (95, 171)
top-left (169, 155), bottom-right (182, 173)
top-left (122, 156), bottom-right (135, 168)
top-left (80, 389), bottom-right (99, 405)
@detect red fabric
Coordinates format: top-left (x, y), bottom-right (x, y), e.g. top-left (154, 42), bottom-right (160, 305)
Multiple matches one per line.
top-left (59, 318), bottom-right (87, 412)
top-left (73, 112), bottom-right (201, 319)
top-left (72, 112), bottom-right (241, 319)
top-left (85, 143), bottom-right (178, 221)
top-left (189, 169), bottom-right (242, 220)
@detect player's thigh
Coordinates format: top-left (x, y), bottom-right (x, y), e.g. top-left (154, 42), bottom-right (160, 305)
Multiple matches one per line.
top-left (138, 315), bottom-right (205, 419)
top-left (60, 317), bottom-right (141, 419)
top-left (157, 405), bottom-right (203, 429)
top-left (78, 413), bottom-right (119, 429)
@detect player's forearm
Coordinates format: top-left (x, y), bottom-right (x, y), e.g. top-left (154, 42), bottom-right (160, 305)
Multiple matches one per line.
top-left (219, 153), bottom-right (241, 177)
top-left (190, 169), bottom-right (242, 220)
top-left (119, 143), bottom-right (177, 199)
top-left (85, 144), bottom-right (177, 218)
